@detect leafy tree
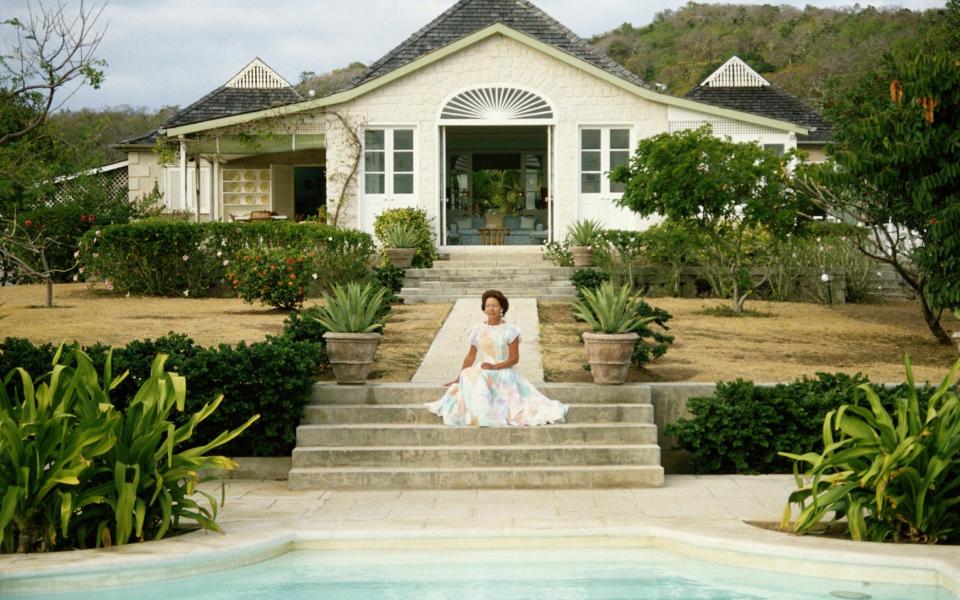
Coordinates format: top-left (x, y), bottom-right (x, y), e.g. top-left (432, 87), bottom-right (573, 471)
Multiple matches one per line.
top-left (611, 126), bottom-right (799, 313)
top-left (1, 2), bottom-right (107, 215)
top-left (798, 0), bottom-right (960, 345)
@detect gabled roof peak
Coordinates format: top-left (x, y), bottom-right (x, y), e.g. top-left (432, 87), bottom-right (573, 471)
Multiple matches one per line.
top-left (225, 57), bottom-right (292, 89)
top-left (700, 56), bottom-right (770, 88)
top-left (347, 0), bottom-right (646, 90)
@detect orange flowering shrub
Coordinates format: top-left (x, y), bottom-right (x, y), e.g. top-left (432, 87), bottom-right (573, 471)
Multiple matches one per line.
top-left (229, 247), bottom-right (314, 309)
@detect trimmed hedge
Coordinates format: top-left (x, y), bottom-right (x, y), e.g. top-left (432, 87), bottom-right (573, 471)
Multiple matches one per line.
top-left (666, 372), bottom-right (936, 474)
top-left (0, 331), bottom-right (321, 457)
top-left (79, 221), bottom-right (374, 297)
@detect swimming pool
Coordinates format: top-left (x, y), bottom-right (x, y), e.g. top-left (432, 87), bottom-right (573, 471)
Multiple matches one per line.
top-left (3, 547), bottom-right (954, 600)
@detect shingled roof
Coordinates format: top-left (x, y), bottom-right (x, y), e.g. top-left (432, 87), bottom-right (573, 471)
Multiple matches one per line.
top-left (683, 58), bottom-right (831, 144)
top-left (347, 0), bottom-right (647, 90)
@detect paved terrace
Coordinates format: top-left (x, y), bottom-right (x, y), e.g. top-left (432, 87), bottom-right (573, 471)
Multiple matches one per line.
top-left (4, 476), bottom-right (960, 596)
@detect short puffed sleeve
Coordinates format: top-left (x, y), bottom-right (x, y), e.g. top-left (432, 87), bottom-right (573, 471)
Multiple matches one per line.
top-left (468, 324), bottom-right (481, 347)
top-left (506, 323), bottom-right (521, 344)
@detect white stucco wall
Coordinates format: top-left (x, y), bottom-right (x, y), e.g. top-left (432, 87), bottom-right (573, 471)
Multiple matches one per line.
top-left (317, 33), bottom-right (797, 240)
top-left (126, 151), bottom-right (164, 206)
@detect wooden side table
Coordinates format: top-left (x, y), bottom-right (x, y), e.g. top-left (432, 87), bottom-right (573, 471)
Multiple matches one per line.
top-left (478, 226), bottom-right (509, 245)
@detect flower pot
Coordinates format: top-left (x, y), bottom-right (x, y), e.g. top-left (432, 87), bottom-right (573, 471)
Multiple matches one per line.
top-left (954, 331), bottom-right (960, 354)
top-left (582, 331), bottom-right (638, 385)
top-left (322, 332), bottom-right (382, 384)
top-left (384, 247), bottom-right (416, 269)
top-left (571, 245), bottom-right (593, 267)
top-left (485, 212), bottom-right (505, 227)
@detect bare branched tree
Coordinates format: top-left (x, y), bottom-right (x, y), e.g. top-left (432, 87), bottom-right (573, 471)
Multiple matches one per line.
top-left (0, 212), bottom-right (78, 307)
top-left (0, 0), bottom-right (107, 146)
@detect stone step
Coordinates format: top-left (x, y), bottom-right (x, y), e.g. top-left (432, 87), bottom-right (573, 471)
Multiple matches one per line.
top-left (287, 464), bottom-right (665, 490)
top-left (302, 403), bottom-right (654, 425)
top-left (401, 288), bottom-right (575, 299)
top-left (404, 273), bottom-right (574, 284)
top-left (402, 294), bottom-right (576, 304)
top-left (295, 423), bottom-right (658, 446)
top-left (291, 444), bottom-right (661, 468)
top-left (410, 279), bottom-right (575, 289)
top-left (310, 383), bottom-right (653, 405)
top-left (405, 267), bottom-right (576, 277)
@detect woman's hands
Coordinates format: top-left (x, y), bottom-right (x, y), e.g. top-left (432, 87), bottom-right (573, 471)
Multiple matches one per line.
top-left (480, 362), bottom-right (498, 370)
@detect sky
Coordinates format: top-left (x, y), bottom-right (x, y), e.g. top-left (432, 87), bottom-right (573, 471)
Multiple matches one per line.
top-left (2, 0), bottom-right (947, 112)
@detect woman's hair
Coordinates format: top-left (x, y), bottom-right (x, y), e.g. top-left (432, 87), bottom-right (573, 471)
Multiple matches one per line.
top-left (481, 289), bottom-right (509, 315)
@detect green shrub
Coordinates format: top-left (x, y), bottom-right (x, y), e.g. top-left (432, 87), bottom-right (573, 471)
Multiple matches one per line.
top-left (371, 264), bottom-right (405, 307)
top-left (283, 306), bottom-right (329, 368)
top-left (666, 372), bottom-right (936, 474)
top-left (570, 268), bottom-right (610, 300)
top-left (176, 337), bottom-right (319, 456)
top-left (79, 221), bottom-right (374, 297)
top-left (0, 334), bottom-right (318, 458)
top-left (0, 347), bottom-right (257, 552)
top-left (543, 240), bottom-right (573, 267)
top-left (782, 358), bottom-right (960, 544)
top-left (373, 208), bottom-right (436, 268)
top-left (229, 247), bottom-right (313, 310)
top-left (641, 221), bottom-right (706, 296)
top-left (566, 218), bottom-right (604, 247)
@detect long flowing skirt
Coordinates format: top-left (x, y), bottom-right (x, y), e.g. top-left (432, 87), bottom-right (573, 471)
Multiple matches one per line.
top-left (426, 365), bottom-right (568, 426)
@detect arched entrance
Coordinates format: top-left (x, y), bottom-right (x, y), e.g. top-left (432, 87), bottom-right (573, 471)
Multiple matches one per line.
top-left (437, 85), bottom-right (556, 247)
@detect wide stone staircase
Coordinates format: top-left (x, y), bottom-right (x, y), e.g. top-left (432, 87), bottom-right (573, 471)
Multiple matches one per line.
top-left (400, 249), bottom-right (577, 304)
top-left (288, 383), bottom-right (664, 490)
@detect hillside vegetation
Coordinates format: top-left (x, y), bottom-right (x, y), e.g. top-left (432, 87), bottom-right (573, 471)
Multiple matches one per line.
top-left (590, 3), bottom-right (938, 103)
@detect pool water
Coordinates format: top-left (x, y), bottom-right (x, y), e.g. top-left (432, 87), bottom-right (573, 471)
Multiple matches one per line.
top-left (5, 547), bottom-right (955, 600)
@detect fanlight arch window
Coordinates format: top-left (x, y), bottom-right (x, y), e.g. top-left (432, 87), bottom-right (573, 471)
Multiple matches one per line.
top-left (440, 87), bottom-right (554, 123)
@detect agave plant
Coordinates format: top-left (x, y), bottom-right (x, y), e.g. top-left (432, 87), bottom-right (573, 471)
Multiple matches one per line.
top-left (566, 218), bottom-right (604, 247)
top-left (380, 222), bottom-right (419, 249)
top-left (312, 281), bottom-right (388, 333)
top-left (780, 356), bottom-right (960, 544)
top-left (571, 282), bottom-right (655, 334)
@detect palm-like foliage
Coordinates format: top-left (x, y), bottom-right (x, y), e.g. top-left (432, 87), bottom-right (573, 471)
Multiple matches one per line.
top-left (0, 347), bottom-right (258, 552)
top-left (380, 222), bottom-right (419, 249)
top-left (566, 219), bottom-right (604, 246)
top-left (312, 281), bottom-right (388, 333)
top-left (781, 356), bottom-right (960, 544)
top-left (571, 282), bottom-right (655, 334)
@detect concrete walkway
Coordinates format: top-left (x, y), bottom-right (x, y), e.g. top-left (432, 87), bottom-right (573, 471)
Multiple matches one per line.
top-left (412, 297), bottom-right (545, 383)
top-left (5, 476), bottom-right (960, 597)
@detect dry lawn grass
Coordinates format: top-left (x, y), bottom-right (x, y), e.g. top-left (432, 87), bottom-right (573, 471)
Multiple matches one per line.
top-left (4, 284), bottom-right (959, 384)
top-left (0, 283), bottom-right (451, 382)
top-left (540, 297), bottom-right (960, 384)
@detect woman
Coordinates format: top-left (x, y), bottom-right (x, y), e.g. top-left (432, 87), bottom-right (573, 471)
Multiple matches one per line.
top-left (426, 290), bottom-right (568, 427)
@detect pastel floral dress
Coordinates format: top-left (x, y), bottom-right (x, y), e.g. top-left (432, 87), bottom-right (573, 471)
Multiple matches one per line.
top-left (426, 323), bottom-right (568, 427)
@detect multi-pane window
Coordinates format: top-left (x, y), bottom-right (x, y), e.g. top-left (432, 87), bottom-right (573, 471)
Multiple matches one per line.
top-left (364, 130), bottom-right (385, 194)
top-left (580, 127), bottom-right (631, 195)
top-left (364, 128), bottom-right (415, 196)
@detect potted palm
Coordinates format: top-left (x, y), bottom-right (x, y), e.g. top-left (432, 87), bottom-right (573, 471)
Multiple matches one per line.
top-left (567, 219), bottom-right (604, 267)
top-left (380, 222), bottom-right (418, 268)
top-left (572, 282), bottom-right (654, 384)
top-left (477, 169), bottom-right (521, 227)
top-left (313, 281), bottom-right (388, 384)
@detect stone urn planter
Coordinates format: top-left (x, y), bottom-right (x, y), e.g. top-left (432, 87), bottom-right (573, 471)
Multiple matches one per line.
top-left (322, 332), bottom-right (382, 384)
top-left (384, 247), bottom-right (416, 269)
top-left (582, 331), bottom-right (638, 385)
top-left (571, 245), bottom-right (593, 267)
top-left (484, 212), bottom-right (505, 227)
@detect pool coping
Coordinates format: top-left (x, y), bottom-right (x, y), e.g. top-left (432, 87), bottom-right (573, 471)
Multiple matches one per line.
top-left (2, 519), bottom-right (958, 597)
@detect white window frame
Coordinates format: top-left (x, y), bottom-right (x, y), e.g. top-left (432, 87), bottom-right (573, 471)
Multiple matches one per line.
top-left (360, 125), bottom-right (418, 232)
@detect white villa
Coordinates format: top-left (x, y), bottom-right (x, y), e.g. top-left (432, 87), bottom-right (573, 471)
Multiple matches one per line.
top-left (116, 0), bottom-right (828, 248)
